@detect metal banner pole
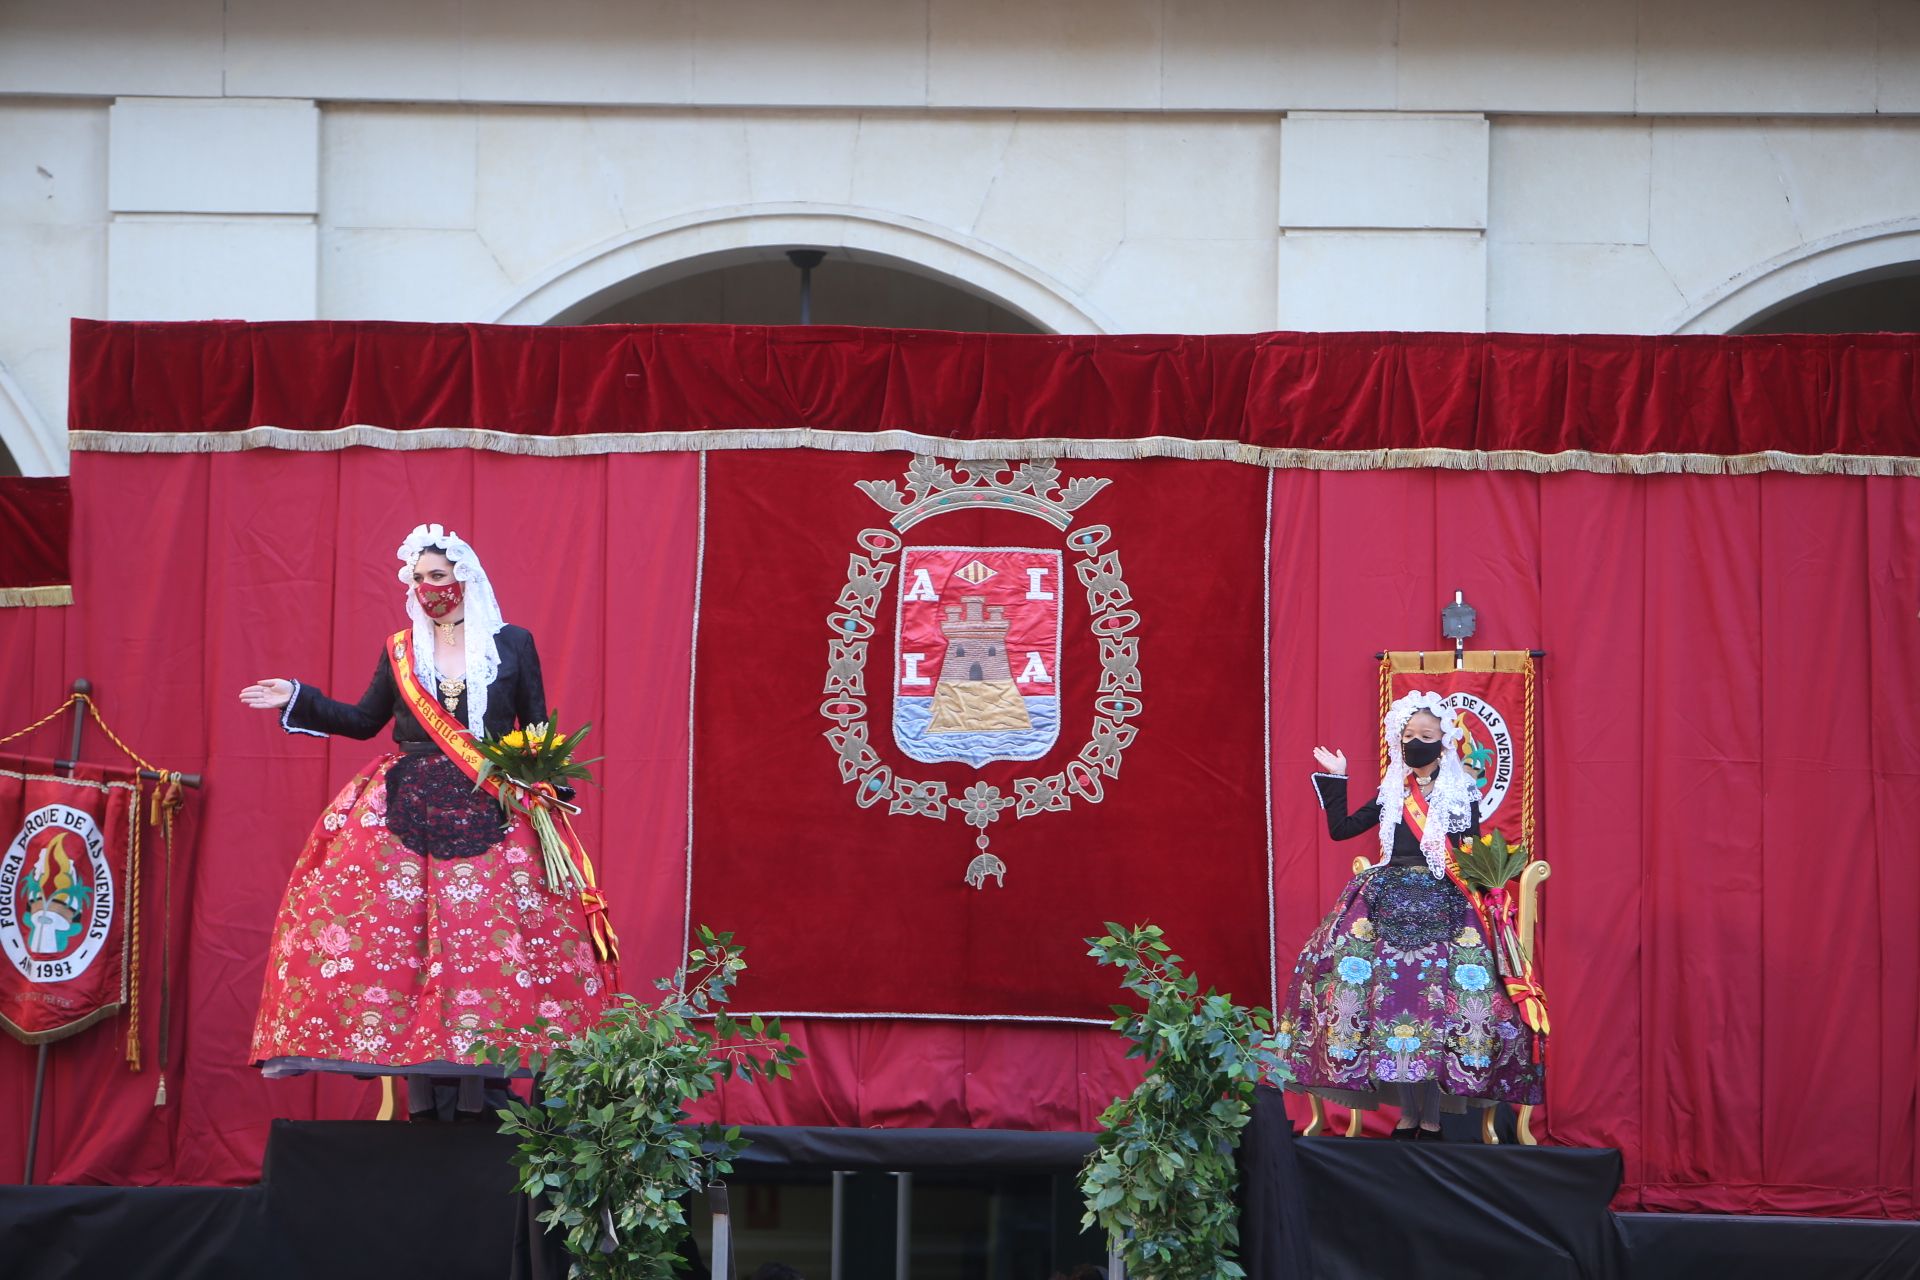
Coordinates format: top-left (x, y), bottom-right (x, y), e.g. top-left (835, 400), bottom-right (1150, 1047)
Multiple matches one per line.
top-left (22, 1041), bottom-right (49, 1183)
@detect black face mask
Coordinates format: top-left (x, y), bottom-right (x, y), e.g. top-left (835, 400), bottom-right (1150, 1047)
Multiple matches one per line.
top-left (1402, 737), bottom-right (1445, 768)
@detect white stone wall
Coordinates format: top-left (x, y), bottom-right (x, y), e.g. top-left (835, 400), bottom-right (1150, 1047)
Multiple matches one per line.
top-left (2, 0), bottom-right (1918, 471)
top-left (1491, 117), bottom-right (1920, 333)
top-left (8, 0), bottom-right (1913, 115)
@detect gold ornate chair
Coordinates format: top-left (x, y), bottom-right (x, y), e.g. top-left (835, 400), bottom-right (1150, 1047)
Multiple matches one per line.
top-left (1302, 856), bottom-right (1549, 1145)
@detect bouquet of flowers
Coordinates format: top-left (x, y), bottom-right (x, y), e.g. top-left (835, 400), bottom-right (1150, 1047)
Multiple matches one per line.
top-left (473, 718), bottom-right (600, 898)
top-left (1452, 828), bottom-right (1529, 895)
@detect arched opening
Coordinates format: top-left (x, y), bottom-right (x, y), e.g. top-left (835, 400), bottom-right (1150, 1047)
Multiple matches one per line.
top-left (561, 246), bottom-right (1046, 333)
top-left (1675, 224), bottom-right (1920, 335)
top-left (494, 207), bottom-right (1102, 332)
top-left (0, 361), bottom-right (56, 477)
top-left (1737, 265), bottom-right (1920, 334)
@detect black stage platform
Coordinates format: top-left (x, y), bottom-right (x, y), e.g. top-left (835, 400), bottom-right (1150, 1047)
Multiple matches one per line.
top-left (5, 1097), bottom-right (1918, 1280)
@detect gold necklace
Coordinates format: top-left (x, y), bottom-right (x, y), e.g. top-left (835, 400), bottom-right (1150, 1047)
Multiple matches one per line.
top-left (434, 619), bottom-right (463, 643)
top-left (438, 673), bottom-right (467, 700)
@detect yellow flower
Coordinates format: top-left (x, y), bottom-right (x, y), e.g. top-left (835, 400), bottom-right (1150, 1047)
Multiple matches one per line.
top-left (1454, 926), bottom-right (1482, 947)
top-left (500, 730), bottom-right (527, 750)
top-left (1349, 917), bottom-right (1375, 941)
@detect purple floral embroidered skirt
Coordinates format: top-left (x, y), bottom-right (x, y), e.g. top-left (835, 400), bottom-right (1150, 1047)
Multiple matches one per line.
top-left (1277, 866), bottom-right (1544, 1108)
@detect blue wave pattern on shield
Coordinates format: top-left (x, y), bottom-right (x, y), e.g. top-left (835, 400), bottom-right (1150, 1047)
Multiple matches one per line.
top-left (892, 546), bottom-right (1063, 767)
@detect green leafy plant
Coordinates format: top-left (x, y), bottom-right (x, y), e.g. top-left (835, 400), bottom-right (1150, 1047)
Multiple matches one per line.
top-left (1452, 828), bottom-right (1530, 894)
top-left (1079, 923), bottom-right (1288, 1280)
top-left (475, 926), bottom-right (802, 1279)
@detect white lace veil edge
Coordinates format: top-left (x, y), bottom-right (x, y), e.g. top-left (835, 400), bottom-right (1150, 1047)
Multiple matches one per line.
top-left (1372, 689), bottom-right (1479, 878)
top-left (396, 522), bottom-right (506, 736)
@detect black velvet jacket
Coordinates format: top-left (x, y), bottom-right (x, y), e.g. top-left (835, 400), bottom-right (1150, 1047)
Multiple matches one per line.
top-left (1311, 771), bottom-right (1482, 868)
top-left (280, 626), bottom-right (551, 858)
top-left (281, 624), bottom-right (548, 746)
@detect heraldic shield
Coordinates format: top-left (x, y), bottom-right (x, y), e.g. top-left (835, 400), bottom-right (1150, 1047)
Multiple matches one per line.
top-left (893, 547), bottom-right (1063, 767)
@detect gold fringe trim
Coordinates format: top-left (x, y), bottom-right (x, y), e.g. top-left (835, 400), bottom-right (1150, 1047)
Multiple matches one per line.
top-left (0, 584), bottom-right (72, 608)
top-left (65, 427), bottom-right (1920, 477)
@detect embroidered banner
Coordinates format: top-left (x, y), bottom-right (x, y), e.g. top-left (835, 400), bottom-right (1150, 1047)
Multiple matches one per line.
top-left (0, 757), bottom-right (140, 1044)
top-left (688, 452), bottom-right (1274, 1021)
top-left (1384, 652), bottom-right (1538, 852)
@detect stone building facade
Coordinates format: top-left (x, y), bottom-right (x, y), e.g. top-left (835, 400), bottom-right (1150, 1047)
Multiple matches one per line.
top-left (2, 0), bottom-right (1916, 474)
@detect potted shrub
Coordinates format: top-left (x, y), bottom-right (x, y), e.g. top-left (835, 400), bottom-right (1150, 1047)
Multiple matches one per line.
top-left (478, 926), bottom-right (802, 1278)
top-left (1079, 923), bottom-right (1288, 1280)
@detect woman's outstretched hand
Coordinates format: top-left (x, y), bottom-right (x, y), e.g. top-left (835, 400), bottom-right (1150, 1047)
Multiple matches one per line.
top-left (239, 679), bottom-right (294, 711)
top-left (1312, 746), bottom-right (1348, 776)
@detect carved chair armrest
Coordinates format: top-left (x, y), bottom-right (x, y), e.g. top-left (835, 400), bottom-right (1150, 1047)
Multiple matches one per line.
top-left (1517, 860), bottom-right (1551, 965)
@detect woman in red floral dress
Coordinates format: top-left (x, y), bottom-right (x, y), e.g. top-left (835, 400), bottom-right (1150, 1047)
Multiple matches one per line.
top-left (239, 522), bottom-right (610, 1118)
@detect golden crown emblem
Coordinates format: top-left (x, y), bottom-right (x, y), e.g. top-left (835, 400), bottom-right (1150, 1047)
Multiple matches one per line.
top-left (855, 456), bottom-right (1110, 531)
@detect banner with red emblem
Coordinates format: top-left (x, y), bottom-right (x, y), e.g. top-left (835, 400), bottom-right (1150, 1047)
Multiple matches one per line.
top-left (0, 757), bottom-right (140, 1044)
top-left (1384, 651), bottom-right (1538, 853)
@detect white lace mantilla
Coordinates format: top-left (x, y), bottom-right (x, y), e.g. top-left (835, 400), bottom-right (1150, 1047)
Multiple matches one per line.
top-left (396, 522), bottom-right (507, 736)
top-left (1372, 689), bottom-right (1478, 878)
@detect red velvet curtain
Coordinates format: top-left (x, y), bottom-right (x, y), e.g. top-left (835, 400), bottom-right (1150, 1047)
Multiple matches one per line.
top-left (0, 477), bottom-right (72, 597)
top-left (0, 324), bottom-right (1914, 1217)
top-left (67, 321), bottom-right (1920, 465)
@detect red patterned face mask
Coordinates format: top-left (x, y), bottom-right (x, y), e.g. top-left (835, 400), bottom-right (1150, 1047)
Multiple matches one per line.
top-left (415, 580), bottom-right (464, 618)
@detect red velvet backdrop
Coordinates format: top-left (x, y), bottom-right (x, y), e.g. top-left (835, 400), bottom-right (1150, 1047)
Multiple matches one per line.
top-left (0, 324), bottom-right (1915, 1219)
top-left (0, 477), bottom-right (72, 595)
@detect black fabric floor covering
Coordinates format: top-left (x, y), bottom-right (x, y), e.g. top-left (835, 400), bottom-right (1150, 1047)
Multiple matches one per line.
top-left (4, 1106), bottom-right (1917, 1280)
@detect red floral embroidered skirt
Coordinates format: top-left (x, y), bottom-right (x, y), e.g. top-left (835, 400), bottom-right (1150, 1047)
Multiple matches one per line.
top-left (250, 753), bottom-right (611, 1076)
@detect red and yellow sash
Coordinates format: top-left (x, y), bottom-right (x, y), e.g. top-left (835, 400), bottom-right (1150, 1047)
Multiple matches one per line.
top-left (390, 630), bottom-right (494, 790)
top-left (1444, 856), bottom-right (1551, 1057)
top-left (1406, 773), bottom-right (1550, 1057)
top-left (389, 630), bottom-right (621, 973)
top-left (1401, 779), bottom-right (1434, 844)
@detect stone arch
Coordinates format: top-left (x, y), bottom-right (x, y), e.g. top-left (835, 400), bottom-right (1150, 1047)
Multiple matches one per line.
top-left (1674, 221), bottom-right (1920, 334)
top-left (0, 361), bottom-right (59, 476)
top-left (489, 204), bottom-right (1109, 335)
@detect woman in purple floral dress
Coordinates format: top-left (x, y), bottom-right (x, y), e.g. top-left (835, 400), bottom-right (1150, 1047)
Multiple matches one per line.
top-left (1278, 690), bottom-right (1544, 1139)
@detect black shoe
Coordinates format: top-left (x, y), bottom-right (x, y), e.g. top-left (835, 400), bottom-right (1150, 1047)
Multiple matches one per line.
top-left (1390, 1126), bottom-right (1419, 1141)
top-left (1415, 1126), bottom-right (1445, 1142)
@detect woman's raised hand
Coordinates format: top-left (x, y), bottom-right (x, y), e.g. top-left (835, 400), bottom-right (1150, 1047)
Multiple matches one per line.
top-left (239, 678), bottom-right (294, 711)
top-left (1312, 746), bottom-right (1348, 775)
